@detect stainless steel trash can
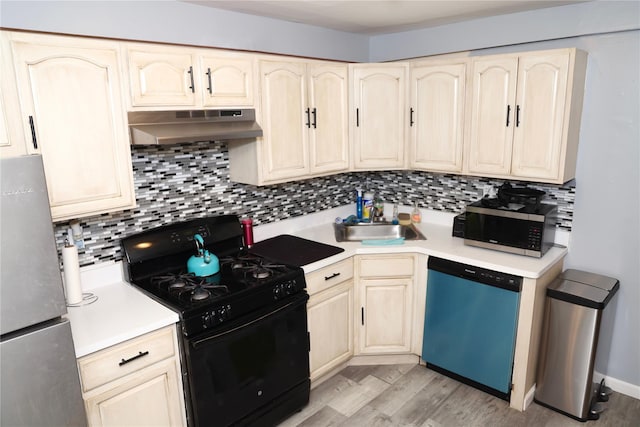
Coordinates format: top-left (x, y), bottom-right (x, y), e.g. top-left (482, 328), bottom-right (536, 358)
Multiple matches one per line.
top-left (534, 269), bottom-right (619, 421)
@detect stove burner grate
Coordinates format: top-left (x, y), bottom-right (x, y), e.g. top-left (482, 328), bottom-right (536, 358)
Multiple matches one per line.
top-left (220, 254), bottom-right (290, 283)
top-left (150, 273), bottom-right (229, 303)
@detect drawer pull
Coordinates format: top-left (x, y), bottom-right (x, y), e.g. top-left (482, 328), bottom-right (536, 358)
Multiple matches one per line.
top-left (324, 272), bottom-right (340, 281)
top-left (118, 351), bottom-right (149, 366)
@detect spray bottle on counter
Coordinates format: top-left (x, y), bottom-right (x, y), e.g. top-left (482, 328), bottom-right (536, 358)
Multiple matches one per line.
top-left (362, 191), bottom-right (374, 222)
top-left (356, 189), bottom-right (363, 220)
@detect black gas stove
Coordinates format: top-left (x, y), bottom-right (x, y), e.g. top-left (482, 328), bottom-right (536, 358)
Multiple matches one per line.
top-left (122, 215), bottom-right (306, 337)
top-left (121, 215), bottom-right (310, 427)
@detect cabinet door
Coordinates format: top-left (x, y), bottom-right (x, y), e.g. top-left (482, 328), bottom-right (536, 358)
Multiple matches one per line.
top-left (359, 278), bottom-right (413, 354)
top-left (127, 46), bottom-right (197, 107)
top-left (200, 54), bottom-right (254, 107)
top-left (84, 358), bottom-right (185, 427)
top-left (510, 52), bottom-right (570, 180)
top-left (308, 280), bottom-right (354, 381)
top-left (351, 64), bottom-right (408, 170)
top-left (259, 60), bottom-right (309, 181)
top-left (0, 33), bottom-right (27, 158)
top-left (11, 36), bottom-right (135, 221)
top-left (467, 56), bottom-right (518, 175)
top-left (307, 63), bottom-right (349, 175)
top-left (410, 61), bottom-right (466, 172)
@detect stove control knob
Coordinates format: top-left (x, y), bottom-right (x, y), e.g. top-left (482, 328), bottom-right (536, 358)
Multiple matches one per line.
top-left (218, 305), bottom-right (231, 321)
top-left (286, 281), bottom-right (296, 294)
top-left (202, 312), bottom-right (213, 328)
top-left (273, 285), bottom-right (283, 299)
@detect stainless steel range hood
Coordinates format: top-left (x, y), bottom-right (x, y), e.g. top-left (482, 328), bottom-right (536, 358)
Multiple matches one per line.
top-left (128, 109), bottom-right (262, 145)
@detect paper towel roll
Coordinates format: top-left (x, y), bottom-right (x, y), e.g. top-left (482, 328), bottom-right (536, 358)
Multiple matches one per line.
top-left (62, 244), bottom-right (83, 305)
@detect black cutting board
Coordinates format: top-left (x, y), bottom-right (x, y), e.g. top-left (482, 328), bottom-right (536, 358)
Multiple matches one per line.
top-left (249, 234), bottom-right (344, 267)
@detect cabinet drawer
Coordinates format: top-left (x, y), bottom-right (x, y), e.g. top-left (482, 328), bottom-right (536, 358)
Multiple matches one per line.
top-left (358, 255), bottom-right (414, 278)
top-left (78, 326), bottom-right (176, 392)
top-left (306, 258), bottom-right (353, 295)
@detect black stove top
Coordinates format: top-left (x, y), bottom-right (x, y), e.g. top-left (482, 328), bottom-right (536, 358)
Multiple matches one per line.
top-left (121, 216), bottom-right (307, 337)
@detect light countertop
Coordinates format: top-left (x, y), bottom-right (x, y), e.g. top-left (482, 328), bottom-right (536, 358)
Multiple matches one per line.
top-left (254, 205), bottom-right (568, 279)
top-left (66, 261), bottom-right (179, 358)
top-left (68, 205), bottom-right (567, 358)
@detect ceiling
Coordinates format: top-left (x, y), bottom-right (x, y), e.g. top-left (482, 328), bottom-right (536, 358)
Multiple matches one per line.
top-left (183, 0), bottom-right (586, 35)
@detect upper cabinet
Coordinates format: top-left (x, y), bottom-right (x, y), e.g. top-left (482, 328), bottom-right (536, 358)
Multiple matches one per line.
top-left (409, 59), bottom-right (467, 173)
top-left (0, 34), bottom-right (27, 158)
top-left (228, 58), bottom-right (348, 185)
top-left (125, 43), bottom-right (255, 109)
top-left (307, 63), bottom-right (350, 175)
top-left (350, 64), bottom-right (409, 170)
top-left (257, 60), bottom-right (309, 182)
top-left (466, 48), bottom-right (587, 184)
top-left (6, 31), bottom-right (135, 221)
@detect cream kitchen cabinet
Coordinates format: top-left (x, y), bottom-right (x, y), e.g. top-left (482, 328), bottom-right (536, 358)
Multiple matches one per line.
top-left (229, 59), bottom-right (348, 185)
top-left (306, 258), bottom-right (354, 381)
top-left (0, 33), bottom-right (26, 158)
top-left (78, 325), bottom-right (186, 427)
top-left (126, 43), bottom-right (255, 108)
top-left (409, 59), bottom-right (467, 173)
top-left (7, 31), bottom-right (135, 221)
top-left (355, 254), bottom-right (415, 355)
top-left (466, 48), bottom-right (587, 184)
top-left (350, 63), bottom-right (409, 170)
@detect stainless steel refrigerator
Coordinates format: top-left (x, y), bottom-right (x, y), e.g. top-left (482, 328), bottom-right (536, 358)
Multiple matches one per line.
top-left (1, 155), bottom-right (87, 426)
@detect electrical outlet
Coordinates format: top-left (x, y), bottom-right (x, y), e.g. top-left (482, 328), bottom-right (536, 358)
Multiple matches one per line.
top-left (482, 185), bottom-right (493, 197)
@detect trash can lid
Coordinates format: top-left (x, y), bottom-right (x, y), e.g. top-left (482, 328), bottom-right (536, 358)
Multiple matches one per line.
top-left (547, 270), bottom-right (619, 310)
top-left (562, 269), bottom-right (619, 292)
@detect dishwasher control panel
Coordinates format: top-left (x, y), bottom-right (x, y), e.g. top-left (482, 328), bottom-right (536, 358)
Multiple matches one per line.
top-left (428, 256), bottom-right (522, 292)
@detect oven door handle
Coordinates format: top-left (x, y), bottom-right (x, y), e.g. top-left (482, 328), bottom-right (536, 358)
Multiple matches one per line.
top-left (191, 293), bottom-right (309, 350)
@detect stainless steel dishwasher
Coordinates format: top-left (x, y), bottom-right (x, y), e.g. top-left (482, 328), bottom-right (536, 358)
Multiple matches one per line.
top-left (422, 257), bottom-right (522, 400)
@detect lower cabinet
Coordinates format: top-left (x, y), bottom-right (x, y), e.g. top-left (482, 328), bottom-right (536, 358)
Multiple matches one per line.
top-left (77, 326), bottom-right (186, 427)
top-left (355, 254), bottom-right (415, 355)
top-left (305, 258), bottom-right (354, 381)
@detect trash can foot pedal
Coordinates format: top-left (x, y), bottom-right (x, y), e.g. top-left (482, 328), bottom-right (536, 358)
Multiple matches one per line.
top-left (589, 401), bottom-right (607, 420)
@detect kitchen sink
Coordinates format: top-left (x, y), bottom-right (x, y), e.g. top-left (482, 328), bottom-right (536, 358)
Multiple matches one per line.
top-left (333, 222), bottom-right (426, 242)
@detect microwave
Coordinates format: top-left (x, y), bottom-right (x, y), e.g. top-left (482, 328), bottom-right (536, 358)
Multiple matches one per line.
top-left (463, 201), bottom-right (557, 258)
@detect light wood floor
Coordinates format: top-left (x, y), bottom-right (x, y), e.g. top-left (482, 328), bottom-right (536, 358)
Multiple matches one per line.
top-left (278, 364), bottom-right (639, 427)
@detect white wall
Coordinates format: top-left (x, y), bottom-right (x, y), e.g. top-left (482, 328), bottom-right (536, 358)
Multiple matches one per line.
top-left (2, 0), bottom-right (639, 395)
top-left (0, 0), bottom-right (369, 62)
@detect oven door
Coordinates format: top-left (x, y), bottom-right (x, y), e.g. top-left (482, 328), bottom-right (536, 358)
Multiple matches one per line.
top-left (184, 292), bottom-right (310, 427)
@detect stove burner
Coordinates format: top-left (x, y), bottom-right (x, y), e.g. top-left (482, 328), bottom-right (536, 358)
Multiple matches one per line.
top-left (231, 261), bottom-right (247, 270)
top-left (191, 288), bottom-right (211, 301)
top-left (169, 279), bottom-right (188, 289)
top-left (252, 268), bottom-right (271, 280)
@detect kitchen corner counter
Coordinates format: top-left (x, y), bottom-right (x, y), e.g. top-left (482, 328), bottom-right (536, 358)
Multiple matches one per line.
top-left (286, 217), bottom-right (567, 280)
top-left (66, 262), bottom-right (179, 358)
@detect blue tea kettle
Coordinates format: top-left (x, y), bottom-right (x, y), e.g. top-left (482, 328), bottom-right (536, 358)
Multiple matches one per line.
top-left (187, 234), bottom-right (220, 277)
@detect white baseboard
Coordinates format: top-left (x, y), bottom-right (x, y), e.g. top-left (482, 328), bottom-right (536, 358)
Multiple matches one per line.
top-left (523, 385), bottom-right (536, 410)
top-left (593, 371), bottom-right (640, 400)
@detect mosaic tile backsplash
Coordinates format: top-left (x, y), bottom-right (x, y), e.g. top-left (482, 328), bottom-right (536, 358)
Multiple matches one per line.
top-left (53, 141), bottom-right (575, 267)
